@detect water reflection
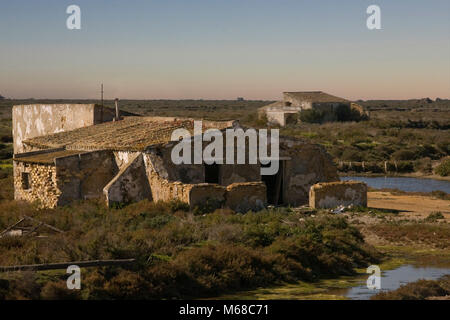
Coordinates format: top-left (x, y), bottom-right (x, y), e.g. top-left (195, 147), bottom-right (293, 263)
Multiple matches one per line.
top-left (340, 265), bottom-right (450, 300)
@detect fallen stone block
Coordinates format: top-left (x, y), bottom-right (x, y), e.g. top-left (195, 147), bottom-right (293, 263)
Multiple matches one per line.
top-left (309, 181), bottom-right (367, 209)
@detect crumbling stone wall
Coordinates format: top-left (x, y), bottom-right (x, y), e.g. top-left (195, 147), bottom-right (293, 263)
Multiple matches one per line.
top-left (350, 102), bottom-right (370, 118)
top-left (283, 93), bottom-right (312, 109)
top-left (104, 154), bottom-right (151, 206)
top-left (143, 136), bottom-right (338, 207)
top-left (265, 110), bottom-right (299, 126)
top-left (149, 147), bottom-right (205, 183)
top-left (143, 153), bottom-right (194, 203)
top-left (260, 93), bottom-right (368, 126)
top-left (55, 150), bottom-right (118, 205)
top-left (309, 181), bottom-right (367, 209)
top-left (13, 162), bottom-right (59, 208)
top-left (189, 183), bottom-right (226, 208)
top-left (279, 137), bottom-right (339, 206)
top-left (113, 151), bottom-right (141, 170)
top-left (153, 134), bottom-right (265, 185)
top-left (142, 153), bottom-right (266, 212)
top-left (12, 104), bottom-right (106, 154)
top-left (225, 182), bottom-right (266, 213)
top-left (266, 111), bottom-right (287, 126)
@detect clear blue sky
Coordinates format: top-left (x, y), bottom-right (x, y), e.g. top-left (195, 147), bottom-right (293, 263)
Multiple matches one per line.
top-left (1, 0), bottom-right (449, 100)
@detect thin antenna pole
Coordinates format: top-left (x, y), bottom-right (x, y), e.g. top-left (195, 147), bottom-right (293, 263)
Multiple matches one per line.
top-left (100, 83), bottom-right (104, 123)
top-left (114, 98), bottom-right (120, 121)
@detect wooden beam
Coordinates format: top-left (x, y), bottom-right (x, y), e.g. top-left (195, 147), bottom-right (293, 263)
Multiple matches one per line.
top-left (23, 216), bottom-right (64, 234)
top-left (0, 218), bottom-right (25, 237)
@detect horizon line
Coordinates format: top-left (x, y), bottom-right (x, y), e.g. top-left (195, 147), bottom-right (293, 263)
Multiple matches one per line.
top-left (2, 95), bottom-right (450, 102)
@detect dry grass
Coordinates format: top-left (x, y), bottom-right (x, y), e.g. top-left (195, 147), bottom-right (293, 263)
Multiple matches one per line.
top-left (369, 222), bottom-right (450, 248)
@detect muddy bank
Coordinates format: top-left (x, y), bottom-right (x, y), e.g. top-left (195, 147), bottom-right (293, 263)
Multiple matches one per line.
top-left (367, 191), bottom-right (450, 220)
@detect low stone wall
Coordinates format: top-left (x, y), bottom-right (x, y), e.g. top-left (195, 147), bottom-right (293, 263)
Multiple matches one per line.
top-left (189, 182), bottom-right (266, 212)
top-left (189, 183), bottom-right (226, 208)
top-left (144, 153), bottom-right (194, 203)
top-left (309, 181), bottom-right (367, 209)
top-left (225, 182), bottom-right (266, 213)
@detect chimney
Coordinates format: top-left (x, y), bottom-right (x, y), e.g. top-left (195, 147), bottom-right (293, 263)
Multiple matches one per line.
top-left (114, 98), bottom-right (120, 121)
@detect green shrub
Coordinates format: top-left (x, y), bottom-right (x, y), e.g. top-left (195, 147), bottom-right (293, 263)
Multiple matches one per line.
top-left (335, 105), bottom-right (365, 122)
top-left (372, 276), bottom-right (450, 300)
top-left (299, 109), bottom-right (325, 123)
top-left (341, 149), bottom-right (363, 162)
top-left (168, 199), bottom-right (190, 212)
top-left (430, 190), bottom-right (450, 200)
top-left (436, 141), bottom-right (450, 156)
top-left (413, 158), bottom-right (432, 174)
top-left (243, 224), bottom-right (278, 247)
top-left (435, 159), bottom-right (450, 176)
top-left (144, 214), bottom-right (174, 229)
top-left (396, 161), bottom-right (414, 173)
top-left (391, 149), bottom-right (416, 161)
top-left (40, 281), bottom-right (81, 300)
top-left (193, 198), bottom-right (224, 215)
top-left (424, 212), bottom-right (445, 222)
top-left (415, 144), bottom-right (439, 160)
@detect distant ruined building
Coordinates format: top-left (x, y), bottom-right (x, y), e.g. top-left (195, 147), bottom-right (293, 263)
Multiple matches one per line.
top-left (258, 91), bottom-right (368, 126)
top-left (12, 104), bottom-right (339, 210)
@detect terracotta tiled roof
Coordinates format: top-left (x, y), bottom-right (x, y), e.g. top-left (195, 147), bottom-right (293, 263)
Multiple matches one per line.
top-left (23, 117), bottom-right (235, 152)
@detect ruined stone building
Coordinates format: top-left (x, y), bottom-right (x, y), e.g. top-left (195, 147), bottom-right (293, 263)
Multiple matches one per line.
top-left (259, 91), bottom-right (368, 126)
top-left (12, 104), bottom-right (339, 211)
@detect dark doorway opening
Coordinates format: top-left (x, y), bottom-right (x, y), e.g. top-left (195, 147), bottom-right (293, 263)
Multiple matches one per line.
top-left (205, 163), bottom-right (220, 184)
top-left (261, 161), bottom-right (284, 205)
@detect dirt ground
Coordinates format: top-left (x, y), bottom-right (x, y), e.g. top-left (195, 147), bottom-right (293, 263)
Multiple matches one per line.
top-left (342, 192), bottom-right (450, 248)
top-left (368, 191), bottom-right (450, 221)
